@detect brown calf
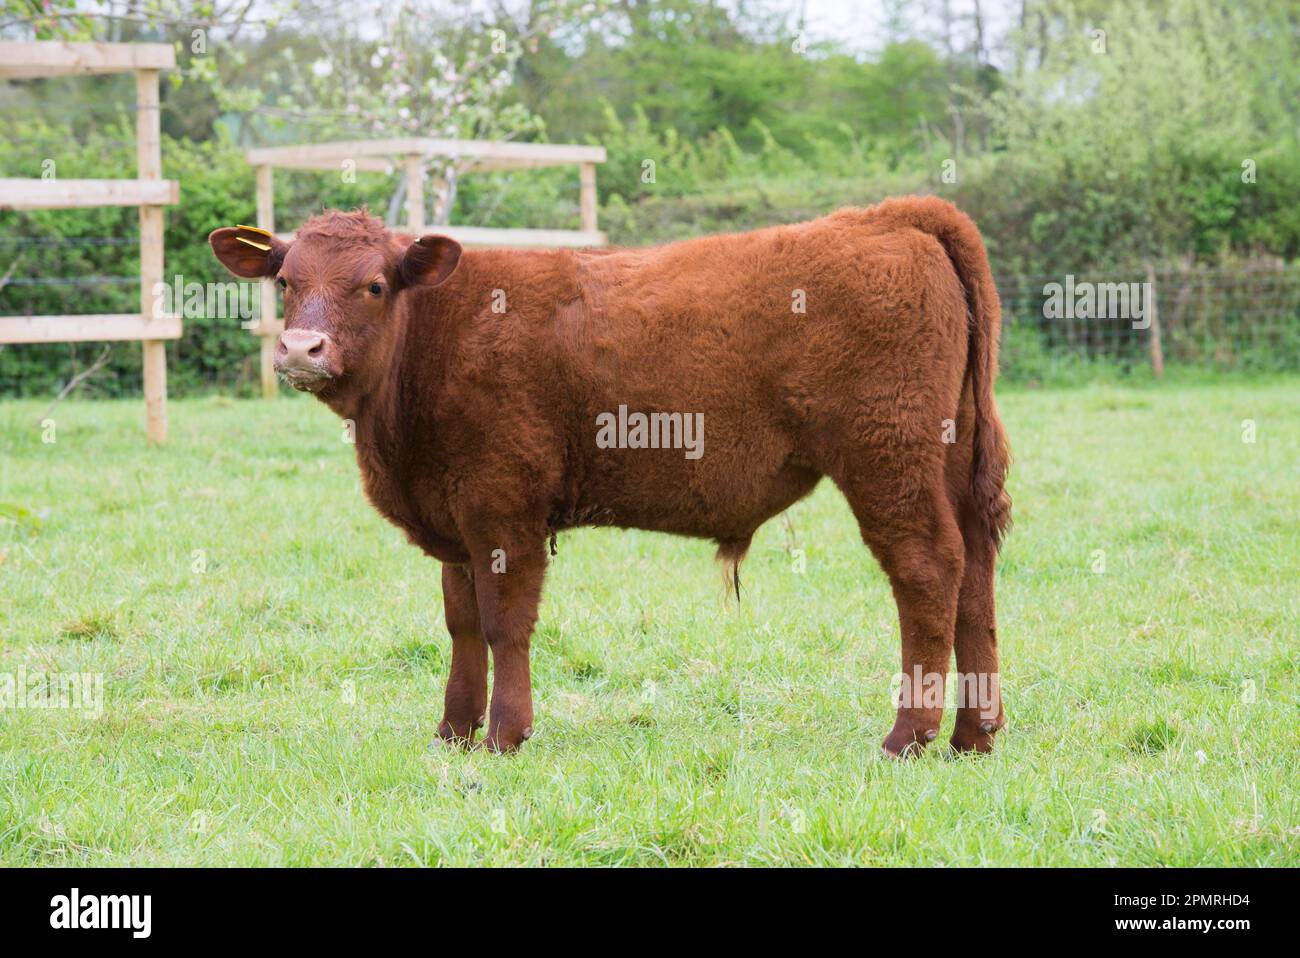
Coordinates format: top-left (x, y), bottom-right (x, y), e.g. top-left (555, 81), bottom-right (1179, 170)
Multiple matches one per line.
top-left (210, 195), bottom-right (1012, 757)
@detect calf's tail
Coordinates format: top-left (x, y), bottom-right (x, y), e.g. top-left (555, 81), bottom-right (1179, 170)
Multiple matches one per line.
top-left (871, 195), bottom-right (1013, 547)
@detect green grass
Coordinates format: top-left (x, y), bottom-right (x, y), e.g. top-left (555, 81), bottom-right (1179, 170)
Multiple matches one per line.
top-left (0, 379), bottom-right (1296, 866)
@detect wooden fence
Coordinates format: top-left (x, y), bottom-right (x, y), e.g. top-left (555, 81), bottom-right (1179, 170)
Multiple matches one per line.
top-left (0, 40), bottom-right (180, 441)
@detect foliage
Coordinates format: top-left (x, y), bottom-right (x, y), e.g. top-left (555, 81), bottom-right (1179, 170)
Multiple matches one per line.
top-left (962, 0), bottom-right (1300, 273)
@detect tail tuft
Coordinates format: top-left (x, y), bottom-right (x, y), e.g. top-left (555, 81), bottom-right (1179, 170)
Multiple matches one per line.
top-left (716, 538), bottom-right (750, 603)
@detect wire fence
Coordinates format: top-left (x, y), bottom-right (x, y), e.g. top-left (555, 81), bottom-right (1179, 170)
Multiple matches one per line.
top-left (998, 263), bottom-right (1300, 377)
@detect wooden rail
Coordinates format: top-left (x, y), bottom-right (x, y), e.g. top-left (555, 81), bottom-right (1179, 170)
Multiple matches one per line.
top-left (0, 41), bottom-right (174, 79)
top-left (0, 179), bottom-right (179, 210)
top-left (0, 313), bottom-right (181, 345)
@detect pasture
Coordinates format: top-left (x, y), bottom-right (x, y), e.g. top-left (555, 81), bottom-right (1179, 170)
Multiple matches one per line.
top-left (0, 377), bottom-right (1296, 866)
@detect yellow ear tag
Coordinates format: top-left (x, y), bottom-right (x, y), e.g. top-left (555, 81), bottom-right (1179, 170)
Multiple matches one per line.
top-left (236, 224), bottom-right (272, 237)
top-left (235, 236), bottom-right (272, 251)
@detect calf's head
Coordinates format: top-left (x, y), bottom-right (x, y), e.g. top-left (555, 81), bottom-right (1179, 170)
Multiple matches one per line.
top-left (209, 210), bottom-right (461, 397)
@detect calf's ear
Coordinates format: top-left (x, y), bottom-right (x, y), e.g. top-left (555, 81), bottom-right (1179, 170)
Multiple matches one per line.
top-left (399, 235), bottom-right (462, 288)
top-left (209, 225), bottom-right (290, 278)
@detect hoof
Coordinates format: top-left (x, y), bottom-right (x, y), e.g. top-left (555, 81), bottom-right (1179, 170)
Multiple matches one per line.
top-left (950, 717), bottom-right (1005, 754)
top-left (434, 718), bottom-right (478, 749)
top-left (476, 726), bottom-right (531, 754)
top-left (881, 724), bottom-right (939, 758)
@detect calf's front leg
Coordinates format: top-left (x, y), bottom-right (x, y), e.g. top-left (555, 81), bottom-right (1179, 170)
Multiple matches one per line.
top-left (436, 562), bottom-right (489, 746)
top-left (471, 538), bottom-right (547, 753)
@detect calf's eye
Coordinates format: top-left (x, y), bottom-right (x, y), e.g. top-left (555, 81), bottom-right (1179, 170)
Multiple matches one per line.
top-left (369, 282), bottom-right (384, 296)
top-left (277, 277), bottom-right (287, 290)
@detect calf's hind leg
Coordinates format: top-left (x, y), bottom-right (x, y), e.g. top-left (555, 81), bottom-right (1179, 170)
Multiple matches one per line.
top-left (839, 477), bottom-right (965, 757)
top-left (948, 514), bottom-right (1005, 753)
top-left (436, 563), bottom-right (489, 746)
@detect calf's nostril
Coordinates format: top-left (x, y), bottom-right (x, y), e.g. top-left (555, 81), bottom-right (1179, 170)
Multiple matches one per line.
top-left (307, 341), bottom-right (324, 357)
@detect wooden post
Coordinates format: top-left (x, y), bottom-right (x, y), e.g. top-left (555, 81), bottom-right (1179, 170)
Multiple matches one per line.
top-left (136, 68), bottom-right (167, 443)
top-left (259, 323), bottom-right (277, 400)
top-left (579, 162), bottom-right (598, 234)
top-left (256, 164), bottom-right (278, 399)
top-left (405, 154), bottom-right (424, 233)
top-left (1146, 262), bottom-right (1164, 378)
